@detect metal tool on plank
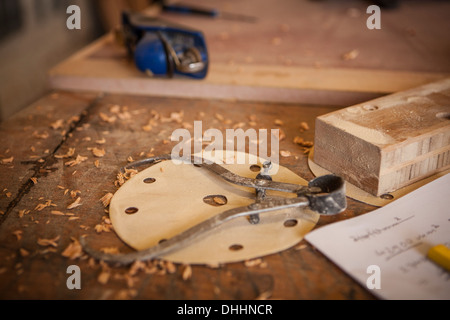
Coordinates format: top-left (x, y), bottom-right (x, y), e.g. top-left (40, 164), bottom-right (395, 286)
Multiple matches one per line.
top-left (81, 155), bottom-right (346, 265)
top-left (122, 11), bottom-right (208, 79)
top-left (159, 1), bottom-right (258, 23)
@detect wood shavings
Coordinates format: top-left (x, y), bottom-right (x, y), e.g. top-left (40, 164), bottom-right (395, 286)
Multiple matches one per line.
top-left (274, 119), bottom-right (284, 126)
top-left (272, 129), bottom-right (286, 141)
top-left (94, 160), bottom-right (100, 168)
top-left (299, 122), bottom-right (310, 131)
top-left (255, 290), bottom-right (273, 300)
top-left (142, 123), bottom-right (153, 132)
top-left (182, 265), bottom-right (192, 280)
top-left (30, 177), bottom-right (38, 184)
top-left (19, 248), bottom-right (30, 257)
top-left (55, 148), bottom-right (75, 159)
top-left (1, 156), bottom-right (14, 164)
top-left (35, 200), bottom-right (55, 211)
top-left (100, 192), bottom-right (113, 207)
top-left (97, 268), bottom-right (111, 285)
top-left (18, 209), bottom-right (30, 218)
top-left (244, 258), bottom-right (265, 268)
top-left (128, 260), bottom-right (146, 276)
top-left (37, 235), bottom-right (60, 247)
top-left (115, 172), bottom-right (125, 187)
top-left (99, 112), bottom-right (116, 123)
top-left (94, 222), bottom-right (113, 233)
top-left (293, 137), bottom-right (314, 147)
top-left (100, 247), bottom-right (120, 255)
top-left (70, 190), bottom-right (81, 198)
top-left (65, 154), bottom-right (87, 167)
top-left (51, 210), bottom-right (65, 216)
top-left (280, 150), bottom-right (291, 157)
top-left (61, 238), bottom-right (83, 259)
top-left (50, 119), bottom-right (64, 130)
top-left (127, 156), bottom-right (134, 163)
top-left (12, 230), bottom-right (23, 241)
top-left (91, 147), bottom-right (105, 158)
top-left (165, 261), bottom-right (177, 274)
top-left (95, 138), bottom-right (106, 145)
top-left (115, 289), bottom-right (137, 300)
top-left (342, 49), bottom-right (359, 61)
top-left (32, 131), bottom-right (49, 139)
top-left (5, 192), bottom-right (12, 198)
top-left (67, 197), bottom-right (82, 210)
top-left (295, 244), bottom-right (308, 250)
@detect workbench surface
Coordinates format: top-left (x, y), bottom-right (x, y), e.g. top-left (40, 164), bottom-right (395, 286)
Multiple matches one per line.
top-left (4, 0), bottom-right (450, 301)
top-left (0, 91), bottom-right (377, 300)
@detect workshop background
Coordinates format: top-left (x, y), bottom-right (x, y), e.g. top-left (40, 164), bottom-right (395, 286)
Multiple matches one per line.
top-left (0, 0), bottom-right (153, 122)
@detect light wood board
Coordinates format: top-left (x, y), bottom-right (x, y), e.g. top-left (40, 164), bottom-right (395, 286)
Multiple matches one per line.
top-left (48, 0), bottom-right (450, 106)
top-left (314, 78), bottom-right (450, 196)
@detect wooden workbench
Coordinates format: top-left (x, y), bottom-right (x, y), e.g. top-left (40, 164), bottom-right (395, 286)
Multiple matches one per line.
top-left (2, 0), bottom-right (450, 301)
top-left (0, 90), bottom-right (378, 300)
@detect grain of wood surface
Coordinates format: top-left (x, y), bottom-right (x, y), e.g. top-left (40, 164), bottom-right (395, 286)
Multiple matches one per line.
top-left (0, 91), bottom-right (376, 299)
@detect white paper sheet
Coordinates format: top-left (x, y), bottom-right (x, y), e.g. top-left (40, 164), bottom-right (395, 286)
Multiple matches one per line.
top-left (305, 174), bottom-right (450, 300)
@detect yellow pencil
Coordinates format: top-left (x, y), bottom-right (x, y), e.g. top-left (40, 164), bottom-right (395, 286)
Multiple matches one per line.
top-left (427, 244), bottom-right (450, 272)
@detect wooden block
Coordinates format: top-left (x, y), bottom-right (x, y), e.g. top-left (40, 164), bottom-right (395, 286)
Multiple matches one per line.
top-left (314, 79), bottom-right (450, 196)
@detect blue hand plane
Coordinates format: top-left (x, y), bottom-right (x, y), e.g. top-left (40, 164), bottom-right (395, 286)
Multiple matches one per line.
top-left (122, 11), bottom-right (208, 79)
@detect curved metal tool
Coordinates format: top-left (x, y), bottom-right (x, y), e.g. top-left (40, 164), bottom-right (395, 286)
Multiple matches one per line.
top-left (81, 155), bottom-right (346, 265)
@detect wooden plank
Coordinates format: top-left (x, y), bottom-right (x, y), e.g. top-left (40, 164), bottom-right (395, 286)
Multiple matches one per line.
top-left (48, 0), bottom-right (450, 105)
top-left (0, 91), bottom-right (377, 299)
top-left (314, 78), bottom-right (450, 196)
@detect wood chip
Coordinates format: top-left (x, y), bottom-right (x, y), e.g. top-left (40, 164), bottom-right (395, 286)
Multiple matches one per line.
top-left (182, 265), bottom-right (192, 280)
top-left (99, 112), bottom-right (116, 123)
top-left (18, 209), bottom-right (30, 218)
top-left (37, 235), bottom-right (60, 247)
top-left (274, 119), bottom-right (284, 126)
top-left (61, 238), bottom-right (83, 259)
top-left (342, 49), bottom-right (359, 60)
top-left (244, 258), bottom-right (263, 267)
top-left (32, 131), bottom-right (49, 139)
top-left (50, 119), bottom-right (64, 130)
top-left (95, 138), bottom-right (106, 144)
top-left (97, 269), bottom-right (111, 285)
top-left (12, 230), bottom-right (23, 241)
top-left (55, 148), bottom-right (75, 159)
top-left (100, 247), bottom-right (120, 255)
top-left (51, 210), bottom-right (66, 216)
top-left (65, 154), bottom-right (87, 167)
top-left (20, 248), bottom-right (30, 257)
top-left (165, 261), bottom-right (177, 274)
top-left (30, 177), bottom-right (38, 184)
top-left (299, 121), bottom-right (310, 131)
top-left (280, 150), bottom-right (291, 157)
top-left (100, 192), bottom-right (113, 207)
top-left (255, 290), bottom-right (273, 300)
top-left (1, 156), bottom-right (14, 164)
top-left (94, 159), bottom-right (100, 168)
top-left (67, 197), bottom-right (82, 210)
top-left (92, 148), bottom-right (105, 158)
top-left (273, 129), bottom-right (286, 141)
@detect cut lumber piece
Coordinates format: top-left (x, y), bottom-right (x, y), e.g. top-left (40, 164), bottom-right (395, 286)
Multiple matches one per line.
top-left (314, 79), bottom-right (450, 196)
